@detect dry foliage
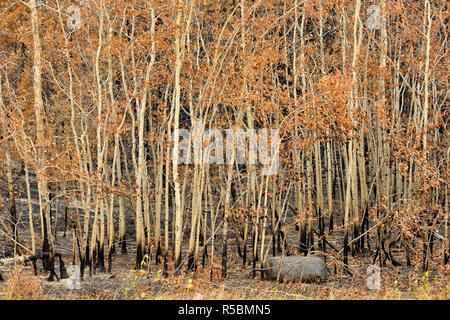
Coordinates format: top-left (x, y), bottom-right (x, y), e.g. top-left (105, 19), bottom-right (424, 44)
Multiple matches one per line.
top-left (3, 267), bottom-right (43, 300)
top-left (0, 0), bottom-right (448, 300)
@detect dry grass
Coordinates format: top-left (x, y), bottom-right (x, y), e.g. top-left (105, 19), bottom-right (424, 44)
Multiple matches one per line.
top-left (1, 252), bottom-right (448, 300)
top-left (3, 267), bottom-right (43, 300)
top-left (154, 270), bottom-right (449, 300)
top-left (1, 266), bottom-right (448, 300)
top-left (105, 263), bottom-right (450, 300)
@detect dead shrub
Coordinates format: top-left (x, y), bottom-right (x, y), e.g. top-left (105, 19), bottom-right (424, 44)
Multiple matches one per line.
top-left (4, 267), bottom-right (43, 300)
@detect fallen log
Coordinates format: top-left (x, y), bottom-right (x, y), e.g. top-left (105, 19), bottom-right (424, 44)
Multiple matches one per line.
top-left (0, 251), bottom-right (69, 280)
top-left (0, 254), bottom-right (35, 266)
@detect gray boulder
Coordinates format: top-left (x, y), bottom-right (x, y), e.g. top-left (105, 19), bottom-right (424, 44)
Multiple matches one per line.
top-left (264, 256), bottom-right (329, 282)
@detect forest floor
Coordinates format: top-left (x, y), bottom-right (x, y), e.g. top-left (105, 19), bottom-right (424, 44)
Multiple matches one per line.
top-left (0, 228), bottom-right (449, 300)
top-left (0, 172), bottom-right (448, 300)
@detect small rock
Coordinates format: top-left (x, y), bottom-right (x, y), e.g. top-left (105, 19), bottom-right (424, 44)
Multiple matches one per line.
top-left (264, 256), bottom-right (329, 282)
